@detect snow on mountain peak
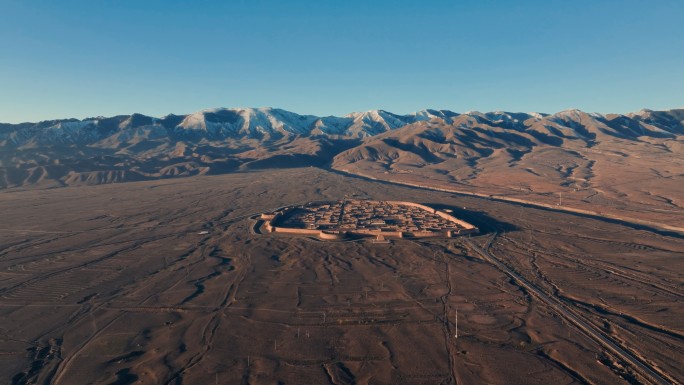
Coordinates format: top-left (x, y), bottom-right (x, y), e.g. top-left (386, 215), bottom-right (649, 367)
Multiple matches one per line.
top-left (4, 107), bottom-right (681, 148)
top-left (411, 109), bottom-right (459, 123)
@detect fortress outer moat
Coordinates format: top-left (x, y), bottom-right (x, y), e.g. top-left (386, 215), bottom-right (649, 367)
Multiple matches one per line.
top-left (259, 199), bottom-right (478, 240)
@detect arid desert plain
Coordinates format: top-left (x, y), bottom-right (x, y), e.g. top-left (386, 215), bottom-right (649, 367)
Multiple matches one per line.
top-left (1, 168), bottom-right (682, 385)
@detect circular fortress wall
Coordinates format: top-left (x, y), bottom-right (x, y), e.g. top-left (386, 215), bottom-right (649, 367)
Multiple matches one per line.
top-left (261, 199), bottom-right (477, 240)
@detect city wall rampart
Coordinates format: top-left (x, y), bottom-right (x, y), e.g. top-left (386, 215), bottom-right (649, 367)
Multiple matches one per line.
top-left (270, 227), bottom-right (319, 236)
top-left (353, 229), bottom-right (404, 238)
top-left (318, 231), bottom-right (344, 240)
top-left (386, 200), bottom-right (477, 230)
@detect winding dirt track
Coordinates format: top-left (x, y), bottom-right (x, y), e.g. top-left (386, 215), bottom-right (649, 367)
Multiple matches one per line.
top-left (463, 235), bottom-right (674, 385)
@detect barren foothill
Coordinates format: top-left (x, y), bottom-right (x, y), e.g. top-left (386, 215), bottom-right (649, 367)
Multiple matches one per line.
top-left (1, 168), bottom-right (682, 385)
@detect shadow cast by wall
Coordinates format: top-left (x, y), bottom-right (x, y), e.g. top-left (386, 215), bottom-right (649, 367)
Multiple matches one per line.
top-left (426, 203), bottom-right (518, 234)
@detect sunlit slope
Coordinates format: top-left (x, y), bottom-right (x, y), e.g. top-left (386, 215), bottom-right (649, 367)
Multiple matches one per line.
top-left (332, 109), bottom-right (684, 228)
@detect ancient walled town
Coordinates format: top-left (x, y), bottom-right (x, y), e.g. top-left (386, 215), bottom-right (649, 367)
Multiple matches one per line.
top-left (260, 200), bottom-right (478, 240)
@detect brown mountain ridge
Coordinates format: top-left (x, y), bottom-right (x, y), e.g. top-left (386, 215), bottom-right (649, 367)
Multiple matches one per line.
top-left (1, 107), bottom-right (682, 228)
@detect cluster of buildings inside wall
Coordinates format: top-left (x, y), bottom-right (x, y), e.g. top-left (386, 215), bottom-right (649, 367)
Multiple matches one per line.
top-left (260, 200), bottom-right (478, 240)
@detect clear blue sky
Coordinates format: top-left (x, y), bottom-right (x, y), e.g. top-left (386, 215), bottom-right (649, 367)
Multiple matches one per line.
top-left (1, 0), bottom-right (682, 123)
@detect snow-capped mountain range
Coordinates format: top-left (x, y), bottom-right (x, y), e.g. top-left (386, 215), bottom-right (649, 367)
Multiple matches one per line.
top-left (4, 107), bottom-right (683, 146)
top-left (2, 107), bottom-right (682, 147)
top-left (0, 107), bottom-right (682, 188)
top-left (0, 107), bottom-right (466, 146)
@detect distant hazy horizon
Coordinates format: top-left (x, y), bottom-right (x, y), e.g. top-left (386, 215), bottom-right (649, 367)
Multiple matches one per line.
top-left (2, 0), bottom-right (683, 123)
